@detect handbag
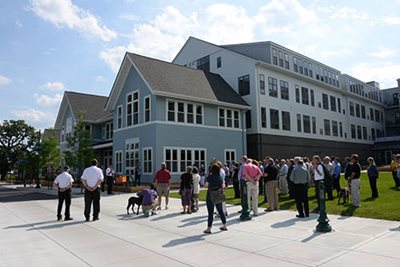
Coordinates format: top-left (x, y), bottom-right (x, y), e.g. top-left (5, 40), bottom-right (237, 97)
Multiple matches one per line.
top-left (209, 187), bottom-right (226, 204)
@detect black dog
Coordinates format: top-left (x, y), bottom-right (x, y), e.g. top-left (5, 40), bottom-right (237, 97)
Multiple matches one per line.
top-left (337, 187), bottom-right (350, 204)
top-left (127, 196), bottom-right (143, 215)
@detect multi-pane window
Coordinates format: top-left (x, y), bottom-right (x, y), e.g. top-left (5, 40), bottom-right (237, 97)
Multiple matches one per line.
top-left (219, 108), bottom-right (240, 128)
top-left (330, 96), bottom-right (336, 112)
top-left (282, 111), bottom-right (291, 131)
top-left (322, 94), bottom-right (329, 110)
top-left (304, 61), bottom-right (308, 76)
top-left (324, 119), bottom-right (331, 135)
top-left (312, 117), bottom-right (316, 134)
top-left (268, 77), bottom-right (278, 97)
top-left (238, 75), bottom-right (250, 96)
top-left (196, 55), bottom-right (210, 72)
top-left (105, 122), bottom-right (113, 140)
top-left (117, 106), bottom-right (123, 128)
top-left (297, 114), bottom-right (302, 132)
top-left (370, 108), bottom-right (374, 121)
top-left (375, 109), bottom-right (380, 122)
top-left (355, 103), bottom-right (360, 118)
top-left (272, 48), bottom-right (278, 65)
top-left (332, 121), bottom-right (338, 136)
top-left (143, 148), bottom-right (152, 174)
top-left (225, 150), bottom-right (236, 164)
top-left (357, 125), bottom-right (362, 140)
top-left (339, 122), bottom-right (343, 137)
top-left (361, 105), bottom-right (366, 119)
top-left (259, 74), bottom-right (265, 95)
top-left (261, 107), bottom-right (267, 128)
top-left (337, 98), bottom-right (341, 113)
top-left (284, 54), bottom-right (290, 69)
top-left (310, 89), bottom-right (315, 106)
top-left (126, 91), bottom-right (139, 127)
top-left (165, 148), bottom-right (206, 174)
top-left (280, 80), bottom-right (289, 100)
top-left (278, 51), bottom-right (284, 67)
top-left (303, 115), bottom-right (311, 133)
top-left (125, 140), bottom-right (139, 175)
top-left (309, 63), bottom-right (313, 77)
top-left (349, 102), bottom-right (355, 116)
top-left (301, 87), bottom-right (309, 105)
top-left (115, 151), bottom-right (123, 173)
top-left (217, 56), bottom-right (222, 68)
top-left (167, 100), bottom-right (203, 124)
top-left (293, 57), bottom-right (298, 72)
top-left (351, 124), bottom-right (356, 139)
top-left (144, 96), bottom-right (151, 123)
top-left (295, 85), bottom-right (300, 103)
top-left (363, 126), bottom-right (368, 140)
top-left (270, 109), bottom-right (279, 129)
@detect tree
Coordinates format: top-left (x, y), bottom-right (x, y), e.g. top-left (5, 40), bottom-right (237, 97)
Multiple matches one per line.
top-left (39, 132), bottom-right (61, 185)
top-left (0, 120), bottom-right (39, 180)
top-left (64, 112), bottom-right (95, 186)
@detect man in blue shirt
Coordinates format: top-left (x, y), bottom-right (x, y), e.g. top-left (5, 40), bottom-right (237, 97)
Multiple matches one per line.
top-left (332, 157), bottom-right (341, 196)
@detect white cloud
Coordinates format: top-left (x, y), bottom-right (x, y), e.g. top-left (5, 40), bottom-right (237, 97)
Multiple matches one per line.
top-left (255, 0), bottom-right (318, 34)
top-left (31, 0), bottom-right (117, 42)
top-left (369, 47), bottom-right (397, 58)
top-left (95, 75), bottom-right (107, 82)
top-left (329, 7), bottom-right (369, 20)
top-left (382, 16), bottom-right (400, 25)
top-left (13, 108), bottom-right (54, 127)
top-left (0, 75), bottom-right (12, 86)
top-left (40, 81), bottom-right (65, 91)
top-left (349, 62), bottom-right (400, 88)
top-left (15, 20), bottom-right (23, 28)
top-left (35, 93), bottom-right (62, 106)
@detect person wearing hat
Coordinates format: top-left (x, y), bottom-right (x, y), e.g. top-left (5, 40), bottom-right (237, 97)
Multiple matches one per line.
top-left (153, 162), bottom-right (172, 210)
top-left (53, 165), bottom-right (74, 221)
top-left (289, 157), bottom-right (310, 218)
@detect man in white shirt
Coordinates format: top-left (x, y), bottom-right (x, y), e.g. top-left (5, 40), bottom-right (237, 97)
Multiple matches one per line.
top-left (105, 164), bottom-right (114, 195)
top-left (312, 155), bottom-right (325, 212)
top-left (81, 159), bottom-right (104, 221)
top-left (53, 165), bottom-right (74, 221)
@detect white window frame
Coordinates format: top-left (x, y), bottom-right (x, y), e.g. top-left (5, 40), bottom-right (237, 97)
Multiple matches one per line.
top-left (142, 147), bottom-right (153, 175)
top-left (164, 147), bottom-right (207, 174)
top-left (115, 150), bottom-right (123, 174)
top-left (224, 149), bottom-right (236, 164)
top-left (218, 108), bottom-right (240, 129)
top-left (165, 99), bottom-right (204, 125)
top-left (144, 95), bottom-right (151, 123)
top-left (125, 138), bottom-right (139, 175)
top-left (105, 122), bottom-right (113, 140)
top-left (117, 105), bottom-right (123, 129)
top-left (126, 91), bottom-right (139, 127)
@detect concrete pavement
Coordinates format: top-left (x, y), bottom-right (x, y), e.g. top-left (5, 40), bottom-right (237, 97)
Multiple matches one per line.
top-left (1, 186), bottom-right (400, 267)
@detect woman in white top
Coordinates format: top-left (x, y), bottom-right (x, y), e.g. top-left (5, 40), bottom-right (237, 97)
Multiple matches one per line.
top-left (192, 166), bottom-right (201, 211)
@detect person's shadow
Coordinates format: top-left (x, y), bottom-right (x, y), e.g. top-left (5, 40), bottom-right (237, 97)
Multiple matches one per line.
top-left (162, 233), bottom-right (214, 248)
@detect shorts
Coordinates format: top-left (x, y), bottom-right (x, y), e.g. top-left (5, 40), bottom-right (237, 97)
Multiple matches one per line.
top-left (156, 183), bottom-right (170, 197)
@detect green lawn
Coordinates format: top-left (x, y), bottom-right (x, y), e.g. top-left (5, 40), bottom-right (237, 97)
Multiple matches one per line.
top-left (171, 172), bottom-right (400, 221)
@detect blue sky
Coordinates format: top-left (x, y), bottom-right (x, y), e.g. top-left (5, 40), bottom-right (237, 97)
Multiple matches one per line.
top-left (1, 0), bottom-right (399, 130)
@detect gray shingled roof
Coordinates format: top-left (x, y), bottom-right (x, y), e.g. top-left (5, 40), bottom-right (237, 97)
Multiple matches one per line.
top-left (128, 53), bottom-right (249, 107)
top-left (66, 91), bottom-right (111, 122)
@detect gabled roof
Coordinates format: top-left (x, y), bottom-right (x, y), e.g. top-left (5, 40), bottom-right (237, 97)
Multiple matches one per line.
top-left (54, 91), bottom-right (112, 129)
top-left (105, 53), bottom-right (249, 111)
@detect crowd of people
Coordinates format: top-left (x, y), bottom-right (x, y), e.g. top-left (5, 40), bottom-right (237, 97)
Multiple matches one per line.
top-left (52, 154), bottom-right (400, 234)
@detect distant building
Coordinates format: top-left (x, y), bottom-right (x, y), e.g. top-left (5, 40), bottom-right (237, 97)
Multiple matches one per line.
top-left (54, 91), bottom-right (113, 169)
top-left (173, 37), bottom-right (387, 162)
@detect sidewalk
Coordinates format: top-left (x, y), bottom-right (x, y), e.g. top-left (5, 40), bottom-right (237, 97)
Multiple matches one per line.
top-left (1, 188), bottom-right (400, 266)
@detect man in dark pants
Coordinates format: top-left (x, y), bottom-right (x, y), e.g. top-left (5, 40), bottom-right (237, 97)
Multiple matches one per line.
top-left (289, 158), bottom-right (310, 218)
top-left (105, 164), bottom-right (114, 195)
top-left (53, 165), bottom-right (74, 221)
top-left (312, 155), bottom-right (324, 212)
top-left (81, 159), bottom-right (104, 221)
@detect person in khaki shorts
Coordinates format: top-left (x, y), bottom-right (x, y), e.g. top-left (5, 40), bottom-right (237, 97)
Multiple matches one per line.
top-left (153, 162), bottom-right (171, 210)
